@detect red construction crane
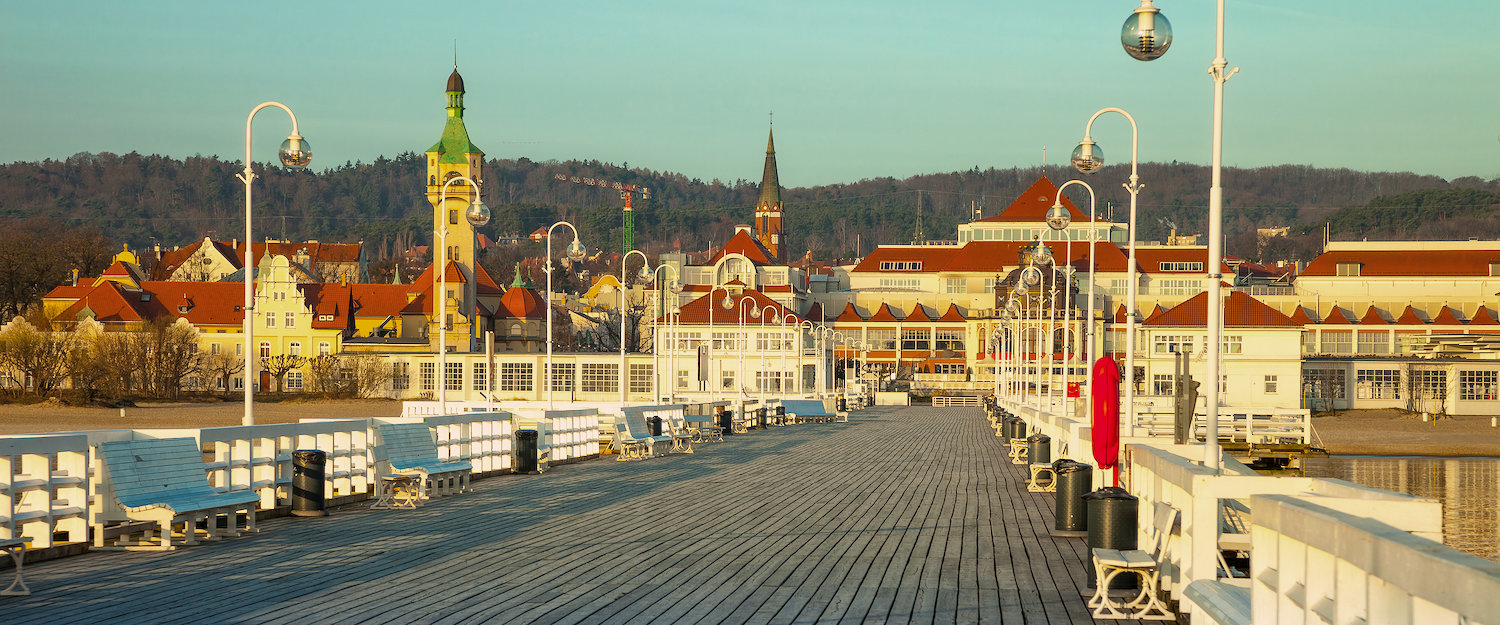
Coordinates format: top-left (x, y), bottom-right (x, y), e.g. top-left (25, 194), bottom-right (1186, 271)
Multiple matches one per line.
top-left (553, 173), bottom-right (651, 252)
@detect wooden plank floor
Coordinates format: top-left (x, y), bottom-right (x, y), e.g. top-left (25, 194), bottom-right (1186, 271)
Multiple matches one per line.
top-left (3, 406), bottom-right (1149, 624)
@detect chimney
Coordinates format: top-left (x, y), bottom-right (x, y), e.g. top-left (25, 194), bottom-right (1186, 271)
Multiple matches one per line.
top-left (734, 224), bottom-right (752, 236)
top-left (71, 268), bottom-right (79, 286)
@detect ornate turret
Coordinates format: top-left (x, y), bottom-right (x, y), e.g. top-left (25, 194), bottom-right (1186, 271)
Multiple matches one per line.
top-left (753, 124), bottom-right (785, 263)
top-left (425, 65), bottom-right (487, 352)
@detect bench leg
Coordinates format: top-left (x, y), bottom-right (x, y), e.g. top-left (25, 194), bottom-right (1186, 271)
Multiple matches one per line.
top-left (0, 546), bottom-right (28, 596)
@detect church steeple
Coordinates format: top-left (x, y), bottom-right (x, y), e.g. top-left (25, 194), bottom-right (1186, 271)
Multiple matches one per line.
top-left (425, 65), bottom-right (486, 352)
top-left (753, 123), bottom-right (785, 263)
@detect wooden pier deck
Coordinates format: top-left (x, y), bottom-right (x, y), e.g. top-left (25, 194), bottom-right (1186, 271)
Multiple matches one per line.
top-left (4, 406), bottom-right (1143, 624)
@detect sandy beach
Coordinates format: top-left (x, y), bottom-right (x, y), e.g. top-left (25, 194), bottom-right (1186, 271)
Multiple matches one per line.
top-left (0, 398), bottom-right (403, 435)
top-left (1312, 409), bottom-right (1500, 457)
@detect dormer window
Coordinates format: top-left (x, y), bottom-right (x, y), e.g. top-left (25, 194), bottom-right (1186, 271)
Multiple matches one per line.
top-left (318, 314), bottom-right (334, 322)
top-left (1490, 262), bottom-right (1500, 277)
top-left (140, 293), bottom-right (151, 302)
top-left (1335, 262), bottom-right (1362, 276)
top-left (178, 306), bottom-right (191, 313)
top-left (879, 261), bottom-right (924, 271)
top-left (1158, 261), bottom-right (1203, 272)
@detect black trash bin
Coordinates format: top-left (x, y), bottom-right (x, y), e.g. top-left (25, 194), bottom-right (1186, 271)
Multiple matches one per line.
top-left (718, 409), bottom-right (734, 436)
top-left (1008, 417), bottom-right (1027, 440)
top-left (1026, 434), bottom-right (1051, 465)
top-left (648, 416), bottom-right (663, 436)
top-left (775, 406), bottom-right (786, 425)
top-left (755, 408), bottom-right (767, 429)
top-left (837, 396), bottom-right (847, 412)
top-left (1051, 460), bottom-right (1093, 537)
top-left (290, 449), bottom-right (327, 517)
top-left (1084, 487), bottom-right (1139, 589)
top-left (1001, 416), bottom-right (1017, 439)
top-left (516, 429), bottom-right (540, 474)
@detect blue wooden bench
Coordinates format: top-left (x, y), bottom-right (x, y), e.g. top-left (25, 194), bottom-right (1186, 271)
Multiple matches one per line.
top-left (375, 423), bottom-right (472, 505)
top-left (782, 399), bottom-right (836, 424)
top-left (1183, 579), bottom-right (1251, 625)
top-left (96, 438), bottom-right (260, 550)
top-left (616, 408), bottom-right (674, 459)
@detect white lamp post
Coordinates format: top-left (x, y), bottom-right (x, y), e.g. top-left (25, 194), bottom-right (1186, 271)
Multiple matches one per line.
top-left (798, 320), bottom-right (814, 396)
top-left (1052, 181), bottom-right (1098, 431)
top-left (756, 304), bottom-right (781, 403)
top-left (619, 250), bottom-right (652, 406)
top-left (736, 295), bottom-right (759, 404)
top-left (1071, 106), bottom-right (1143, 437)
top-left (1020, 265), bottom-right (1043, 413)
top-left (650, 265), bottom-right (682, 402)
top-left (544, 222), bottom-right (587, 409)
top-left (433, 174), bottom-right (490, 416)
top-left (708, 286), bottom-right (733, 403)
top-left (237, 102), bottom-right (311, 427)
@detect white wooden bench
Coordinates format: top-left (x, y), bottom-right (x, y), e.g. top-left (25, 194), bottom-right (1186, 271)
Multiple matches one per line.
top-left (660, 412), bottom-right (696, 453)
top-left (683, 411), bottom-right (724, 443)
top-left (782, 400), bottom-right (835, 424)
top-left (617, 409), bottom-right (673, 458)
top-left (375, 423), bottom-right (471, 503)
top-left (1088, 501), bottom-right (1177, 620)
top-left (1182, 579), bottom-right (1251, 625)
top-left (1026, 463), bottom-right (1056, 492)
top-left (1, 537), bottom-right (28, 596)
top-left (96, 438), bottom-right (260, 551)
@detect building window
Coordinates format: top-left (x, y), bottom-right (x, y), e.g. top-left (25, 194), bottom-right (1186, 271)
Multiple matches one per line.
top-left (677, 369), bottom-right (690, 390)
top-left (878, 261), bottom-right (923, 271)
top-left (319, 341), bottom-right (331, 356)
top-left (878, 278), bottom-right (921, 290)
top-left (581, 363), bottom-right (618, 393)
top-left (288, 342), bottom-right (301, 357)
top-left (711, 332), bottom-right (742, 351)
top-left (265, 312), bottom-right (276, 328)
top-left (1221, 336), bottom-right (1242, 354)
top-left (392, 362), bottom-right (410, 391)
top-left (901, 328), bottom-right (930, 350)
top-left (449, 209), bottom-right (458, 225)
top-left (1356, 331), bottom-right (1389, 355)
top-left (1265, 375), bottom-right (1278, 394)
top-left (286, 370), bottom-right (303, 391)
top-left (445, 362), bottom-right (463, 391)
top-left (472, 362), bottom-right (488, 391)
top-left (1109, 279), bottom-right (1129, 295)
top-left (944, 278), bottom-right (965, 294)
top-left (721, 370), bottom-right (735, 391)
top-left (500, 363), bottom-right (534, 392)
top-left (1152, 374), bottom-right (1175, 395)
top-left (236, 343), bottom-right (243, 356)
top-left (1320, 331), bottom-right (1353, 355)
top-left (1355, 368), bottom-right (1402, 400)
top-left (1458, 370), bottom-right (1497, 401)
top-left (674, 331), bottom-right (702, 350)
top-left (867, 329), bottom-right (897, 350)
top-left (756, 333), bottom-right (784, 351)
top-left (1303, 369), bottom-right (1347, 401)
top-left (1411, 369), bottom-right (1446, 399)
top-left (551, 363), bottom-right (575, 392)
top-left (259, 341), bottom-right (271, 358)
top-left (1335, 262), bottom-right (1361, 276)
top-left (932, 363), bottom-right (965, 375)
top-left (983, 277), bottom-right (997, 293)
top-left (629, 363), bottom-right (653, 394)
top-left (935, 329), bottom-right (965, 351)
top-left (210, 343), bottom-right (221, 355)
top-left (284, 312), bottom-right (295, 328)
top-left (1157, 279), bottom-right (1199, 295)
top-left (1158, 261), bottom-right (1204, 272)
top-left (1301, 331), bottom-right (1316, 355)
top-left (420, 362), bottom-right (434, 391)
top-left (1153, 335), bottom-right (1194, 354)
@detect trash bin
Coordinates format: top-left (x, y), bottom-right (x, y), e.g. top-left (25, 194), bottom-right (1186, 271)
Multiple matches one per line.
top-left (776, 406), bottom-right (786, 424)
top-left (290, 449), bottom-right (327, 517)
top-left (1084, 487), bottom-right (1139, 589)
top-left (648, 416), bottom-right (663, 436)
top-left (837, 396), bottom-right (847, 412)
top-left (718, 409), bottom-right (734, 436)
top-left (1002, 416), bottom-right (1019, 439)
top-left (516, 429), bottom-right (540, 474)
top-left (755, 408), bottom-right (767, 429)
top-left (1027, 434), bottom-right (1051, 465)
top-left (1051, 460), bottom-right (1092, 537)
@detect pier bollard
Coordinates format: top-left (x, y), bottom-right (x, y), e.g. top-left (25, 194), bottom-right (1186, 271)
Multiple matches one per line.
top-left (1051, 460), bottom-right (1092, 537)
top-left (1084, 487), bottom-right (1139, 590)
top-left (290, 450), bottom-right (327, 517)
top-left (516, 429), bottom-right (540, 474)
top-left (718, 409), bottom-right (734, 436)
top-left (1026, 434), bottom-right (1051, 465)
top-left (648, 416), bottom-right (663, 436)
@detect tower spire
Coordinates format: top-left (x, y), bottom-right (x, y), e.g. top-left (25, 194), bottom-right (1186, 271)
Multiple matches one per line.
top-left (753, 122), bottom-right (785, 263)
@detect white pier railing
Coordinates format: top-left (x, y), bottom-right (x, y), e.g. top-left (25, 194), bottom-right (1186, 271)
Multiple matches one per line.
top-left (0, 434), bottom-right (89, 548)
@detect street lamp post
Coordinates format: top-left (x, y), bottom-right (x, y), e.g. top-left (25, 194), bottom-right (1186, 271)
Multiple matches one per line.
top-left (708, 286), bottom-right (733, 404)
top-left (1052, 181), bottom-right (1098, 431)
top-left (736, 295), bottom-right (759, 404)
top-left (650, 265), bottom-right (682, 402)
top-left (756, 304), bottom-right (781, 403)
top-left (798, 320), bottom-right (814, 396)
top-left (619, 250), bottom-right (652, 407)
top-left (433, 175), bottom-right (491, 416)
top-left (544, 222), bottom-right (587, 409)
top-left (1114, 0), bottom-right (1232, 470)
top-left (237, 102), bottom-right (311, 427)
top-left (1071, 106), bottom-right (1142, 436)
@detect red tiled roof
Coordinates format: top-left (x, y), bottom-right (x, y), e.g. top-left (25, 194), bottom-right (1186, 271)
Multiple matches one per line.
top-left (1132, 247), bottom-right (1239, 275)
top-left (834, 303), bottom-right (866, 322)
top-left (54, 282), bottom-right (145, 323)
top-left (1432, 306), bottom-right (1465, 325)
top-left (852, 240), bottom-right (1131, 274)
top-left (53, 281), bottom-right (250, 326)
top-left (806, 302), bottom-right (825, 322)
top-left (98, 259), bottom-right (146, 284)
top-left (672, 288), bottom-right (800, 324)
top-left (904, 305), bottom-right (934, 322)
top-left (1288, 306), bottom-right (1319, 324)
top-left (975, 176), bottom-right (1109, 224)
top-left (496, 287), bottom-right (546, 320)
top-left (709, 230), bottom-right (779, 266)
top-left (350, 284), bottom-right (415, 319)
top-left (1302, 248), bottom-right (1500, 277)
top-left (1142, 291), bottom-right (1301, 327)
top-left (1112, 305), bottom-right (1130, 323)
top-left (473, 263), bottom-right (504, 295)
top-left (1472, 306), bottom-right (1499, 325)
top-left (868, 303), bottom-right (902, 322)
top-left (1322, 307), bottom-right (1355, 324)
top-left (1393, 305), bottom-right (1428, 325)
top-left (936, 304), bottom-right (966, 322)
top-left (300, 284), bottom-right (353, 329)
top-left (1357, 306), bottom-right (1390, 325)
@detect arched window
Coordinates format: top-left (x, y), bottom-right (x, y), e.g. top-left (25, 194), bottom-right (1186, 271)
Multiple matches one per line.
top-left (1053, 328), bottom-right (1074, 355)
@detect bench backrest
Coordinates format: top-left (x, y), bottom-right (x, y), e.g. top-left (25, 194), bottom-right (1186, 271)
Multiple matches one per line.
top-left (782, 399), bottom-right (831, 416)
top-left (99, 438), bottom-right (217, 507)
top-left (1147, 501), bottom-right (1180, 560)
top-left (377, 423), bottom-right (440, 463)
top-left (619, 411), bottom-right (653, 439)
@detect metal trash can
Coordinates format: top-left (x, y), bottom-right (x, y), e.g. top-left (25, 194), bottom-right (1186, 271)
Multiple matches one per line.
top-left (290, 449), bottom-right (327, 517)
top-left (755, 408), bottom-right (767, 429)
top-left (1002, 416), bottom-right (1018, 439)
top-left (516, 429), bottom-right (540, 474)
top-left (1051, 460), bottom-right (1092, 537)
top-left (776, 406), bottom-right (786, 424)
top-left (1026, 434), bottom-right (1051, 465)
top-left (837, 396), bottom-right (847, 412)
top-left (1084, 487), bottom-right (1139, 589)
top-left (718, 409), bottom-right (734, 436)
top-left (648, 416), bottom-right (663, 436)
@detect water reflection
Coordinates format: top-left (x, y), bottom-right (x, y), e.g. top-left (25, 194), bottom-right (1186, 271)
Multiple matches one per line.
top-left (1302, 456), bottom-right (1500, 562)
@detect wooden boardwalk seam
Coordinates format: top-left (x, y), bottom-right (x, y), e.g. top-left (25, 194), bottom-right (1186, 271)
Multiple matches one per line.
top-left (2, 407), bottom-right (1145, 624)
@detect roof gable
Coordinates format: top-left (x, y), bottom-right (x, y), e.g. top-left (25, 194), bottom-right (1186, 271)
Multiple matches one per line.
top-left (1288, 306), bottom-right (1319, 324)
top-left (975, 176), bottom-right (1108, 224)
top-left (1322, 307), bottom-right (1355, 324)
top-left (868, 303), bottom-right (902, 322)
top-left (936, 304), bottom-right (966, 322)
top-left (1357, 306), bottom-right (1390, 325)
top-left (710, 230), bottom-right (778, 266)
top-left (1393, 305), bottom-right (1428, 325)
top-left (1142, 291), bottom-right (1300, 327)
top-left (1432, 306), bottom-right (1465, 325)
top-left (1472, 306), bottom-right (1499, 325)
top-left (834, 303), bottom-right (866, 322)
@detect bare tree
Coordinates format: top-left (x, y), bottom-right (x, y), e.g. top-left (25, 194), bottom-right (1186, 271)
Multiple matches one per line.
top-left (261, 354), bottom-right (306, 393)
top-left (65, 319), bottom-right (114, 402)
top-left (306, 355), bottom-right (355, 396)
top-left (202, 352), bottom-right (245, 398)
top-left (0, 316), bottom-right (73, 396)
top-left (350, 355), bottom-right (390, 398)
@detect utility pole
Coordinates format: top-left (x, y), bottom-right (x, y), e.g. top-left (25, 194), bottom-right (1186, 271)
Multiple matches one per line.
top-left (914, 190), bottom-right (923, 242)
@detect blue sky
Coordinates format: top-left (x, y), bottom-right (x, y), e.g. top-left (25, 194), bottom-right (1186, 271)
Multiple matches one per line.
top-left (3, 1), bottom-right (1497, 187)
